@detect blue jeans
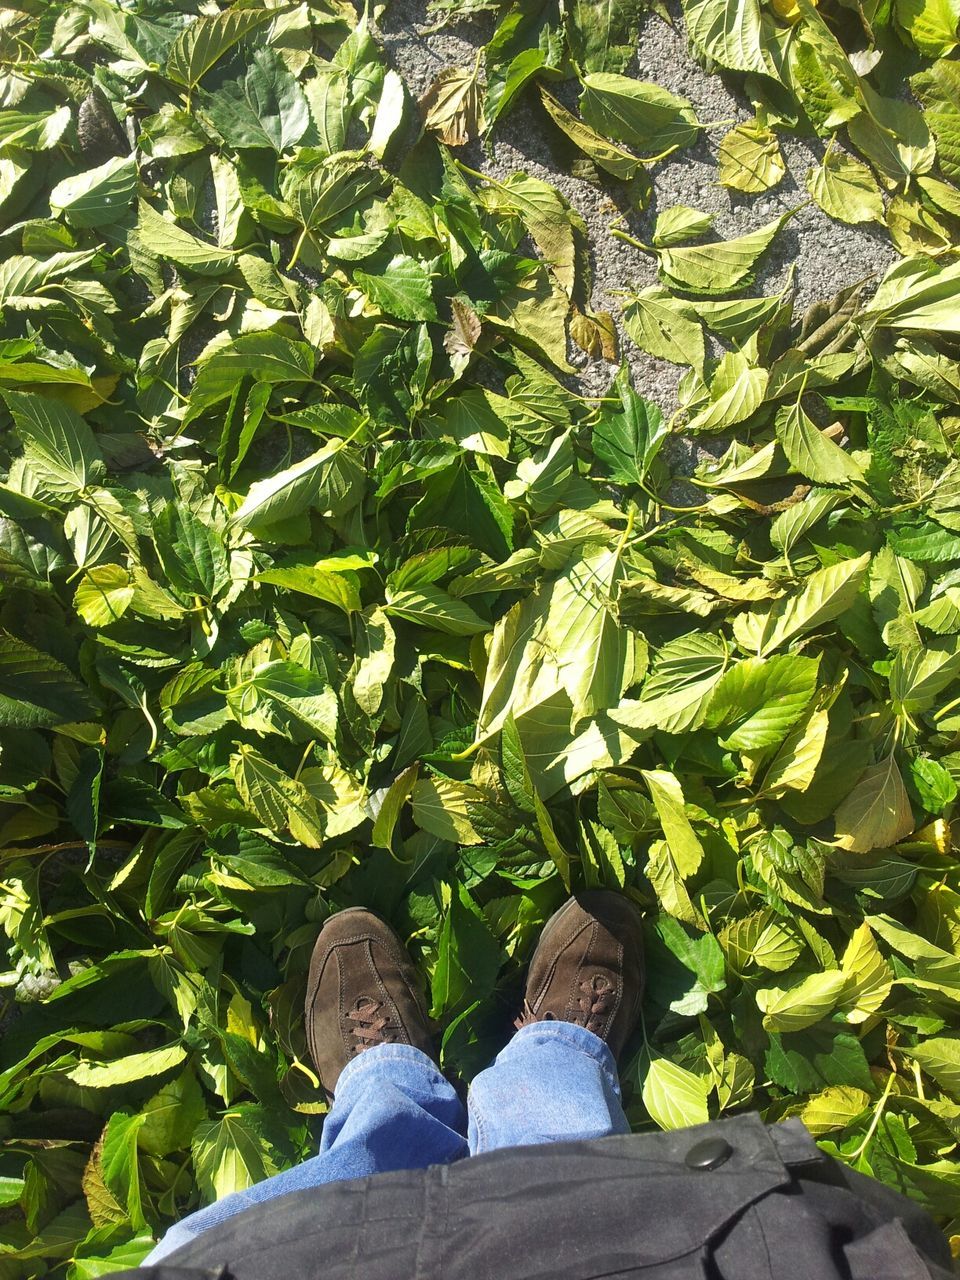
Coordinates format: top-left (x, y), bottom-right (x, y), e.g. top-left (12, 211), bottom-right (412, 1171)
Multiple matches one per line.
top-left (145, 1022), bottom-right (628, 1264)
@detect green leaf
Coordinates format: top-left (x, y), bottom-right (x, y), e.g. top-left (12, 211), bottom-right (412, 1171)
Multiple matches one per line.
top-left (257, 564), bottom-right (361, 613)
top-left (0, 1177), bottom-right (23, 1208)
top-left (443, 392), bottom-right (511, 458)
top-left (848, 83), bottom-right (935, 183)
top-left (0, 105), bottom-right (71, 150)
top-left (385, 586), bottom-right (488, 635)
top-left (74, 565), bottom-right (135, 626)
top-left (653, 206), bottom-right (715, 247)
top-left (283, 151), bottom-right (384, 248)
top-left (192, 1107), bottom-right (275, 1200)
top-left (137, 200), bottom-right (234, 276)
top-left (642, 1057), bottom-right (710, 1129)
top-left (0, 633), bottom-right (97, 728)
top-left (166, 6), bottom-right (275, 88)
top-left (762, 705), bottom-right (830, 795)
top-left (229, 660), bottom-right (339, 743)
top-left (49, 156), bottom-right (137, 228)
top-left (231, 441), bottom-right (363, 527)
top-left (685, 350), bottom-right (768, 432)
top-left (369, 69), bottom-right (406, 159)
top-left (833, 754), bottom-right (915, 853)
top-left (139, 1070), bottom-right (208, 1157)
top-left (478, 173), bottom-right (580, 297)
top-left (371, 764), bottom-right (419, 850)
top-left (185, 333), bottom-right (314, 423)
top-left (67, 1043), bottom-right (187, 1088)
top-left (355, 255), bottom-right (438, 322)
top-left (657, 916), bottom-right (726, 1008)
top-left (612, 633), bottom-right (727, 735)
top-left (658, 215), bottom-right (789, 296)
top-left (861, 255), bottom-right (960, 336)
top-left (71, 1237), bottom-right (154, 1278)
top-left (641, 769), bottom-right (704, 877)
top-left (565, 0), bottom-right (646, 73)
top-left (903, 1037), bottom-right (960, 1097)
top-left (411, 775), bottom-right (483, 846)
top-left (199, 47), bottom-right (310, 152)
top-left (757, 970), bottom-right (848, 1031)
top-left (775, 401), bottom-right (865, 486)
top-left (593, 368), bottom-right (666, 486)
top-left (623, 289), bottom-right (706, 371)
top-left (706, 654), bottom-right (820, 751)
top-left (3, 388), bottom-right (104, 495)
top-left (683, 0), bottom-right (780, 74)
top-left (735, 553), bottom-right (871, 657)
top-left (580, 72), bottom-right (699, 159)
top-left (430, 882), bottom-right (502, 1017)
top-left (838, 923), bottom-right (893, 1022)
top-left (890, 639), bottom-right (960, 715)
top-left (540, 544), bottom-right (638, 722)
top-left (101, 1111), bottom-right (148, 1230)
top-left (800, 1085), bottom-right (871, 1136)
top-left (539, 87), bottom-right (643, 181)
top-left (912, 59), bottom-right (960, 178)
top-left (720, 909), bottom-right (803, 972)
top-left (231, 746), bottom-right (325, 847)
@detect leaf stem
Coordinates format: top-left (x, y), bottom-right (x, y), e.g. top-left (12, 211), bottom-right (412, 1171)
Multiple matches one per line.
top-left (848, 1069), bottom-right (896, 1163)
top-left (286, 224), bottom-right (310, 271)
top-left (294, 740), bottom-right (316, 781)
top-left (610, 227), bottom-right (653, 253)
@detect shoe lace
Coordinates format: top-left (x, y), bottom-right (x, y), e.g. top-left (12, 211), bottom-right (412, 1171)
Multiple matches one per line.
top-left (346, 996), bottom-right (399, 1054)
top-left (515, 972), bottom-right (615, 1036)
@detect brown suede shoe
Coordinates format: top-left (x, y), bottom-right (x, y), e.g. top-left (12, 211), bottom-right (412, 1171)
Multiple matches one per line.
top-left (516, 891), bottom-right (644, 1061)
top-left (305, 907), bottom-right (435, 1097)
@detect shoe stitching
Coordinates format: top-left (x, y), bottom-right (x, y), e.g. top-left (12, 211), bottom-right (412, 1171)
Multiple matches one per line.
top-left (365, 940), bottom-right (405, 1049)
top-left (603, 939), bottom-right (625, 1042)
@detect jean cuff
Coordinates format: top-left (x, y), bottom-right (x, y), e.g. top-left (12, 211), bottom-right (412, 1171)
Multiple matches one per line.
top-left (334, 1041), bottom-right (444, 1094)
top-left (507, 1020), bottom-right (622, 1096)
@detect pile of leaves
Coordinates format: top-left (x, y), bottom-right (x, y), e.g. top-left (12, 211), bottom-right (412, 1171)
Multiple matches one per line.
top-left (3, 0), bottom-right (960, 1271)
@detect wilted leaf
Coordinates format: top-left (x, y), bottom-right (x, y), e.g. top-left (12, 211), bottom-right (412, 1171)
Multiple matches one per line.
top-left (580, 72), bottom-right (699, 159)
top-left (421, 65), bottom-right (486, 146)
top-left (718, 119), bottom-right (785, 192)
top-left (806, 148), bottom-right (884, 225)
top-left (658, 215), bottom-right (789, 296)
top-left (539, 87), bottom-right (643, 180)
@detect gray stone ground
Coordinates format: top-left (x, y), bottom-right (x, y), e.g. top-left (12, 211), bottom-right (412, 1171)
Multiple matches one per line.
top-left (379, 0), bottom-right (898, 416)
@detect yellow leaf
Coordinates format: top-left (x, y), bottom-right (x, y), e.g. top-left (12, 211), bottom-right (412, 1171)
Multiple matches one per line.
top-left (420, 65), bottom-right (486, 146)
top-left (800, 1084), bottom-right (870, 1135)
top-left (838, 923), bottom-right (893, 1022)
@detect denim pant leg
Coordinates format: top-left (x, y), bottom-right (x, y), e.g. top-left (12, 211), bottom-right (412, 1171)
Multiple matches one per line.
top-left (144, 1044), bottom-right (468, 1264)
top-left (467, 1021), bottom-right (630, 1154)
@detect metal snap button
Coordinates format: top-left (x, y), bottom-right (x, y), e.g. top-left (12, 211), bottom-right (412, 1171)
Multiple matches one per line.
top-left (684, 1137), bottom-right (733, 1170)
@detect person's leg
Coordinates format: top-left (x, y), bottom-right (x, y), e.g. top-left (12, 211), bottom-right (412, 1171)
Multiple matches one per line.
top-left (146, 1044), bottom-right (467, 1263)
top-left (145, 908), bottom-right (468, 1264)
top-left (467, 891), bottom-right (644, 1154)
top-left (468, 1019), bottom-right (628, 1152)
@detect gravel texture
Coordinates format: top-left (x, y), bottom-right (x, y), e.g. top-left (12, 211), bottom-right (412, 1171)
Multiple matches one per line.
top-left (379, 0), bottom-right (898, 415)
